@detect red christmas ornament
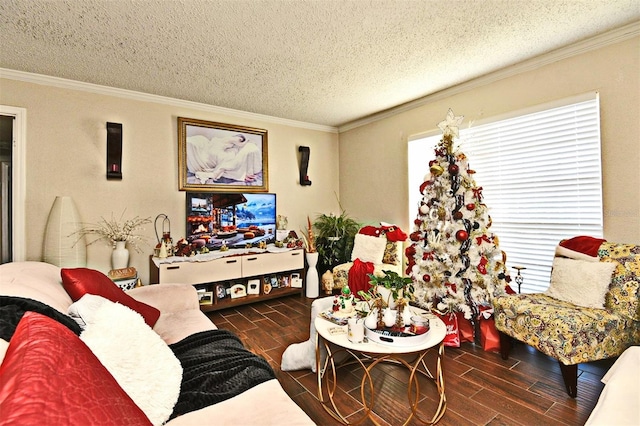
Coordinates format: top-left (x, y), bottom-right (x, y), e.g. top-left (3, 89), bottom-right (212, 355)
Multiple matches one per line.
top-left (456, 230), bottom-right (469, 241)
top-left (466, 203), bottom-right (475, 210)
top-left (453, 211), bottom-right (463, 220)
top-left (448, 164), bottom-right (459, 174)
top-left (478, 256), bottom-right (488, 274)
top-left (423, 274), bottom-right (431, 282)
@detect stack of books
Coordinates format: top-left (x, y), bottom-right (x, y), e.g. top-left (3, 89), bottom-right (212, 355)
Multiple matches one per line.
top-left (108, 267), bottom-right (139, 290)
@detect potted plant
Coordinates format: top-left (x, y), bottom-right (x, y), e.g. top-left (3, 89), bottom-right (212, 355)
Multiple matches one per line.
top-left (313, 209), bottom-right (360, 275)
top-left (368, 270), bottom-right (415, 328)
top-left (367, 270), bottom-right (414, 306)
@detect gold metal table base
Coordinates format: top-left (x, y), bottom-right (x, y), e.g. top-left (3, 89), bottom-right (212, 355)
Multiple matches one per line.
top-left (316, 335), bottom-right (446, 425)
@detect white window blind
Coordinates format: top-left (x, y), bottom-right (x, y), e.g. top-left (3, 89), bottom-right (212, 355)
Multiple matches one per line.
top-left (408, 94), bottom-right (602, 293)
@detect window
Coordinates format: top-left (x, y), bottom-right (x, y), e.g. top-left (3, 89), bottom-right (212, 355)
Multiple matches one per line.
top-left (408, 93), bottom-right (602, 293)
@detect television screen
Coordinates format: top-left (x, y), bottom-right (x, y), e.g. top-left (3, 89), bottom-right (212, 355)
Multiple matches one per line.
top-left (185, 192), bottom-right (276, 249)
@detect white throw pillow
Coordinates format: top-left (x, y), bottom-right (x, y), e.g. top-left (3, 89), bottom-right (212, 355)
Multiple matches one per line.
top-left (351, 234), bottom-right (387, 264)
top-left (77, 295), bottom-right (182, 426)
top-left (67, 293), bottom-right (109, 329)
top-left (545, 257), bottom-right (616, 309)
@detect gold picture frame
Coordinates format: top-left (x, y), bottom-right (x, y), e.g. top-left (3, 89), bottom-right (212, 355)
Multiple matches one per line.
top-left (178, 117), bottom-right (268, 192)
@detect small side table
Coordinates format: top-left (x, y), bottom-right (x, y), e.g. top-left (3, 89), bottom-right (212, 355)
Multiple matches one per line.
top-left (315, 311), bottom-right (447, 425)
top-left (512, 266), bottom-right (527, 293)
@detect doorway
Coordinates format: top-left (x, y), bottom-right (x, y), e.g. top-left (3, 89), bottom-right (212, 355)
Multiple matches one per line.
top-left (0, 115), bottom-right (12, 263)
top-left (0, 105), bottom-right (26, 263)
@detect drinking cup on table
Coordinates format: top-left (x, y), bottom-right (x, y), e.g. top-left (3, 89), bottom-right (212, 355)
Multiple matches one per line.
top-left (410, 316), bottom-right (430, 335)
top-left (347, 317), bottom-right (365, 343)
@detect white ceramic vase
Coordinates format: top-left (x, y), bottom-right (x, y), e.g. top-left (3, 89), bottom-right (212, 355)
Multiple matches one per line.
top-left (364, 309), bottom-right (378, 329)
top-left (402, 306), bottom-right (412, 326)
top-left (383, 308), bottom-right (397, 328)
top-left (377, 286), bottom-right (403, 309)
top-left (112, 241), bottom-right (130, 269)
top-left (305, 251), bottom-right (319, 298)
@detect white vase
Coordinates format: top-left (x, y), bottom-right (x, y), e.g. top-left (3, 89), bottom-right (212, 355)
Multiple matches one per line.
top-left (305, 251), bottom-right (319, 298)
top-left (376, 286), bottom-right (403, 309)
top-left (402, 306), bottom-right (412, 326)
top-left (364, 309), bottom-right (378, 329)
top-left (112, 241), bottom-right (129, 269)
top-left (383, 308), bottom-right (397, 328)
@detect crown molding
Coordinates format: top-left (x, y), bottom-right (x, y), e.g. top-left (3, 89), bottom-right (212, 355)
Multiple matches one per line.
top-left (0, 68), bottom-right (338, 134)
top-left (338, 21), bottom-right (640, 133)
top-left (2, 20), bottom-right (637, 135)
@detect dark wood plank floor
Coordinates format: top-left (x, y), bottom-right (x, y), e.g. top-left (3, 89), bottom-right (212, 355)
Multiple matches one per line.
top-left (207, 295), bottom-right (612, 425)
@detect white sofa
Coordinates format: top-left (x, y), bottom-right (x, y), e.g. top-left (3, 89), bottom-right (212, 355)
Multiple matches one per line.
top-left (0, 261), bottom-right (314, 425)
top-left (585, 346), bottom-right (640, 425)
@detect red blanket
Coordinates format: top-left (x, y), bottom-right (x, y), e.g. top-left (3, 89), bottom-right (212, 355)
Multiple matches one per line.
top-left (348, 258), bottom-right (375, 297)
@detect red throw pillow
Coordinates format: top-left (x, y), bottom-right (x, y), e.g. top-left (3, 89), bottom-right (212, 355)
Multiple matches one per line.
top-left (0, 312), bottom-right (152, 425)
top-left (61, 268), bottom-right (160, 327)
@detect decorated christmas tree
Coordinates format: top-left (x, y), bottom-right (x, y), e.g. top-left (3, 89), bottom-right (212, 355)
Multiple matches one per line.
top-left (406, 109), bottom-right (512, 320)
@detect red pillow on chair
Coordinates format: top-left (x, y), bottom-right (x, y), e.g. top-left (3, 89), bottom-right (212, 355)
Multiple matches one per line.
top-left (61, 268), bottom-right (160, 327)
top-left (0, 312), bottom-right (152, 425)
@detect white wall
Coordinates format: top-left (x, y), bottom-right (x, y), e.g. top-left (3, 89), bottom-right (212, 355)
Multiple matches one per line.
top-left (338, 36), bottom-right (640, 245)
top-left (0, 79), bottom-right (341, 282)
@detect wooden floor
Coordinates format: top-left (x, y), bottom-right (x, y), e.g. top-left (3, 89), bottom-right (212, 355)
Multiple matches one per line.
top-left (207, 295), bottom-right (612, 425)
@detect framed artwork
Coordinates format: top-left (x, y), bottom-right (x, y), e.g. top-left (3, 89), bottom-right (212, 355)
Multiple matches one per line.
top-left (291, 272), bottom-right (302, 288)
top-left (279, 275), bottom-right (290, 288)
top-left (269, 275), bottom-right (279, 289)
top-left (230, 283), bottom-right (247, 299)
top-left (247, 278), bottom-right (260, 295)
top-left (263, 276), bottom-right (272, 294)
top-left (215, 284), bottom-right (227, 300)
top-left (199, 291), bottom-right (214, 306)
top-left (178, 117), bottom-right (268, 192)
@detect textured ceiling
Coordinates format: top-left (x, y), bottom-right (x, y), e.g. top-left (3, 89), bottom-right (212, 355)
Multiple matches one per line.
top-left (1, 0), bottom-right (639, 128)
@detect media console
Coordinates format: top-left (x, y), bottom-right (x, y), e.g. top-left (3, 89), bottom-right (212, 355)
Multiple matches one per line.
top-left (149, 248), bottom-right (305, 312)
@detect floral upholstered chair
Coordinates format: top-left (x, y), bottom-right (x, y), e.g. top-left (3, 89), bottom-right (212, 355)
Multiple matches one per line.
top-left (492, 237), bottom-right (640, 397)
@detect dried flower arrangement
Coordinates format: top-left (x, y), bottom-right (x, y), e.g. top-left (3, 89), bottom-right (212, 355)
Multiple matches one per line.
top-left (299, 216), bottom-right (316, 253)
top-left (76, 211), bottom-right (152, 253)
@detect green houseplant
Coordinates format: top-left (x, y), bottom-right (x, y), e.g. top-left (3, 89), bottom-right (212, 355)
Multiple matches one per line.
top-left (361, 270), bottom-right (415, 329)
top-left (367, 270), bottom-right (415, 307)
top-left (313, 210), bottom-right (360, 275)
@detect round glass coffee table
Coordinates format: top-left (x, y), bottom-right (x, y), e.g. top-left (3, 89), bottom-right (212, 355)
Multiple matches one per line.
top-left (315, 310), bottom-right (447, 425)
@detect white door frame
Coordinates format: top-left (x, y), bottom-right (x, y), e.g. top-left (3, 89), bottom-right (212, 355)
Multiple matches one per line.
top-left (0, 105), bottom-right (26, 261)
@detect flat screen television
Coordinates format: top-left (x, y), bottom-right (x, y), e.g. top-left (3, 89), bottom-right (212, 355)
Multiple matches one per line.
top-left (185, 192), bottom-right (276, 249)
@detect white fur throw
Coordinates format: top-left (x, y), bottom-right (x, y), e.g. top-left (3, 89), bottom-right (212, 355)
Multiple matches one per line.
top-left (74, 295), bottom-right (182, 426)
top-left (546, 257), bottom-right (616, 309)
top-left (281, 297), bottom-right (330, 372)
top-left (351, 233), bottom-right (387, 264)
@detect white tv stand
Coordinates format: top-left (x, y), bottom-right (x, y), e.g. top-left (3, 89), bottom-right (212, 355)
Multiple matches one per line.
top-left (149, 247), bottom-right (305, 312)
